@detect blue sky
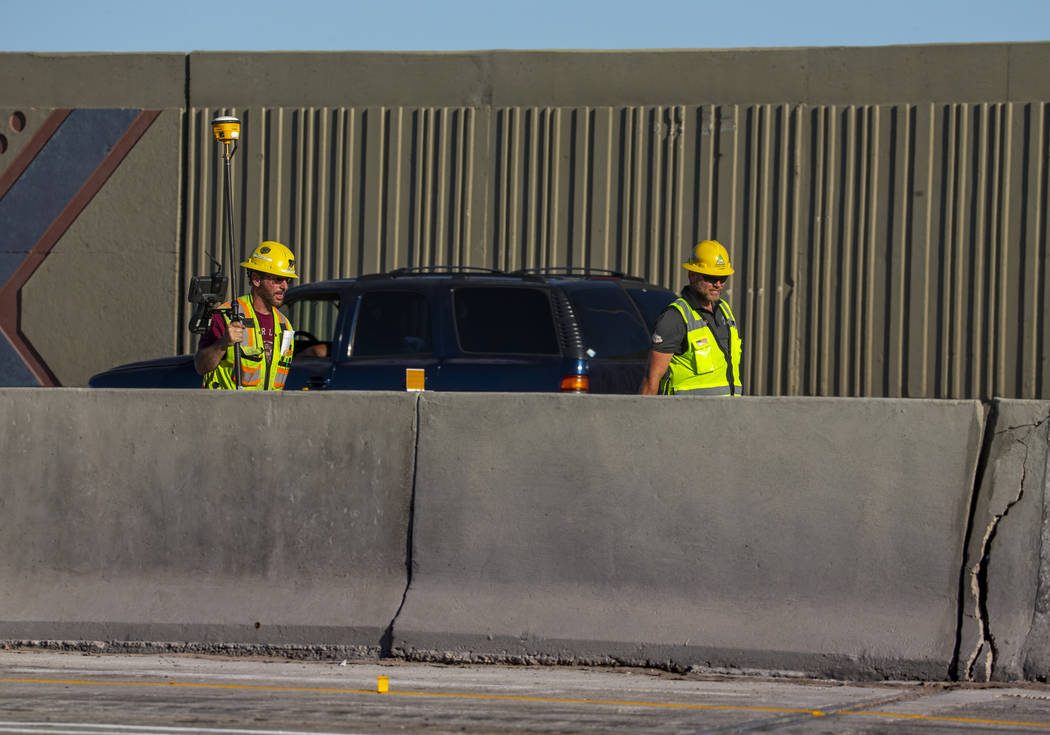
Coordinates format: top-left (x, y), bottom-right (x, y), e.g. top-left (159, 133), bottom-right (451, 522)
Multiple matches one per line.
top-left (4, 0), bottom-right (1049, 52)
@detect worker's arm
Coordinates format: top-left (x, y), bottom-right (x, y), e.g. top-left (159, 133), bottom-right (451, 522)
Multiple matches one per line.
top-left (194, 319), bottom-right (244, 376)
top-left (639, 349), bottom-right (674, 395)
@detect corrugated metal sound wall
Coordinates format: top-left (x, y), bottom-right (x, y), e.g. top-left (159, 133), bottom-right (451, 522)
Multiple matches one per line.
top-left (182, 102), bottom-right (1050, 399)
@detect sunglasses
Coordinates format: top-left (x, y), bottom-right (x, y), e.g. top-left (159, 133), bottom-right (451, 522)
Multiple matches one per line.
top-left (700, 273), bottom-right (729, 284)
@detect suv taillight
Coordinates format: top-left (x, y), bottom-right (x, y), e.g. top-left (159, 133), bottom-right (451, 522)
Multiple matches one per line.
top-left (560, 375), bottom-right (590, 392)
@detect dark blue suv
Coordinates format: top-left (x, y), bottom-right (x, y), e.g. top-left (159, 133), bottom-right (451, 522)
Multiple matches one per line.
top-left (89, 267), bottom-right (675, 393)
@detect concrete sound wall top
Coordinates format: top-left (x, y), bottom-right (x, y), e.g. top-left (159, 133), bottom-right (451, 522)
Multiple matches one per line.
top-left (0, 54), bottom-right (186, 107)
top-left (188, 43), bottom-right (1050, 108)
top-left (6, 44), bottom-right (1049, 110)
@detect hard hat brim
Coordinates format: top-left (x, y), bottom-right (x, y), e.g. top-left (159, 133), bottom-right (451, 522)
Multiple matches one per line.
top-left (683, 261), bottom-right (734, 276)
top-left (241, 260), bottom-right (299, 278)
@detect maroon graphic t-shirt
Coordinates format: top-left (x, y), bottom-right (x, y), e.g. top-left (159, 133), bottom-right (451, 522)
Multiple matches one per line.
top-left (199, 307), bottom-right (276, 360)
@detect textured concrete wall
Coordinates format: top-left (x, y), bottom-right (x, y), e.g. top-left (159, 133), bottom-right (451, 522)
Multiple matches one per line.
top-left (21, 110), bottom-right (182, 384)
top-left (0, 54), bottom-right (183, 386)
top-left (4, 45), bottom-right (1050, 393)
top-left (0, 389), bottom-right (416, 650)
top-left (0, 106), bottom-right (179, 386)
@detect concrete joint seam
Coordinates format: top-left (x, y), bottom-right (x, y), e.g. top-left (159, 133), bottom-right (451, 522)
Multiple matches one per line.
top-left (381, 391), bottom-right (422, 656)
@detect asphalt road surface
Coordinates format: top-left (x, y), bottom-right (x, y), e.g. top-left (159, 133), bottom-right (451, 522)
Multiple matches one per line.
top-left (2, 649), bottom-right (1050, 733)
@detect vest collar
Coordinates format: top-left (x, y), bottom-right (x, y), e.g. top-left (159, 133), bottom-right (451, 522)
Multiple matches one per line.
top-left (680, 287), bottom-right (727, 324)
top-left (681, 285), bottom-right (720, 316)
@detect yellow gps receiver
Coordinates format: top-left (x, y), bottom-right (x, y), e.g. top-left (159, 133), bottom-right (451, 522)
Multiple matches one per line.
top-left (211, 116), bottom-right (240, 144)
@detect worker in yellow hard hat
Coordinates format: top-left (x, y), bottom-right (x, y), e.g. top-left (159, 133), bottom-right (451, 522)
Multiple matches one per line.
top-left (194, 241), bottom-right (298, 390)
top-left (639, 240), bottom-right (743, 396)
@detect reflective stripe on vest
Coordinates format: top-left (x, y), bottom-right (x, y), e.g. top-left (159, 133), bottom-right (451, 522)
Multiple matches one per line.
top-left (204, 295), bottom-right (294, 390)
top-left (659, 298), bottom-right (743, 397)
top-left (673, 384), bottom-right (736, 396)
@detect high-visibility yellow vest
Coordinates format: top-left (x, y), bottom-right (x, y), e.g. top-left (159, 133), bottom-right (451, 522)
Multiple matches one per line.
top-left (660, 298), bottom-right (743, 396)
top-left (203, 295), bottom-right (294, 390)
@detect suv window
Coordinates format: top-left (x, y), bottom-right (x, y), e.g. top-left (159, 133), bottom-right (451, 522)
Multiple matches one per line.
top-left (623, 285), bottom-right (676, 330)
top-left (453, 287), bottom-right (560, 355)
top-left (352, 290), bottom-right (432, 357)
top-left (567, 284), bottom-right (651, 360)
top-left (285, 293), bottom-right (340, 359)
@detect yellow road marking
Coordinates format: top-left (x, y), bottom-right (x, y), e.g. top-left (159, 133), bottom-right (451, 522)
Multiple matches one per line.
top-left (850, 710), bottom-right (1050, 729)
top-left (4, 677), bottom-right (1050, 728)
top-left (0, 677), bottom-right (822, 716)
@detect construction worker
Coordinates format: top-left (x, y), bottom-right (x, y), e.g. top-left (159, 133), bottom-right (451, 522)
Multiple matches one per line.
top-left (639, 240), bottom-right (743, 396)
top-left (195, 241), bottom-right (298, 390)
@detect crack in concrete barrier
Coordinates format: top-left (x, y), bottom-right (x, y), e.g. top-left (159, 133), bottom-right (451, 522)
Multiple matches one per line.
top-left (953, 401), bottom-right (997, 681)
top-left (964, 410), bottom-right (1049, 681)
top-left (966, 447), bottom-right (1025, 681)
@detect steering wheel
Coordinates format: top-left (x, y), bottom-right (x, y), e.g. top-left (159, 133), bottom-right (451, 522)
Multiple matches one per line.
top-left (294, 330), bottom-right (321, 347)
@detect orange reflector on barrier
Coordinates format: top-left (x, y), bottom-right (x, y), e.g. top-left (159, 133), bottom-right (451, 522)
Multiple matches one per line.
top-left (405, 369), bottom-right (425, 391)
top-left (560, 375), bottom-right (589, 392)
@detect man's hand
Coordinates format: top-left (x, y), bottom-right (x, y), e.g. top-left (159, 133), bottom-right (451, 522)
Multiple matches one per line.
top-left (194, 317), bottom-right (244, 377)
top-left (224, 318), bottom-right (245, 347)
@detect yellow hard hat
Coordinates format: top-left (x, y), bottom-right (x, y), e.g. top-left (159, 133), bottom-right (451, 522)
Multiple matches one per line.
top-left (682, 239), bottom-right (733, 276)
top-left (241, 241), bottom-right (298, 279)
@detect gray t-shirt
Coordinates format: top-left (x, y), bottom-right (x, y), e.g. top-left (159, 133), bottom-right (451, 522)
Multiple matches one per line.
top-left (651, 287), bottom-right (733, 362)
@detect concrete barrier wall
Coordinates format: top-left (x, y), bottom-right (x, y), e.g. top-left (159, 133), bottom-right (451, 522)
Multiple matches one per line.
top-left (6, 388), bottom-right (1050, 681)
top-left (398, 394), bottom-right (986, 679)
top-left (0, 389), bottom-right (417, 652)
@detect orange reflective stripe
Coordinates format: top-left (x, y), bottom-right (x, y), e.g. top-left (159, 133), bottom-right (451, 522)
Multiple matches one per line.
top-left (273, 363), bottom-right (289, 389)
top-left (239, 363), bottom-right (263, 386)
top-left (236, 297), bottom-right (258, 348)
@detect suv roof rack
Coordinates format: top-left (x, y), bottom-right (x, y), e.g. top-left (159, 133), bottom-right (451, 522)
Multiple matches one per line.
top-left (508, 266), bottom-right (643, 281)
top-left (355, 265), bottom-right (508, 281)
top-left (387, 265), bottom-right (506, 277)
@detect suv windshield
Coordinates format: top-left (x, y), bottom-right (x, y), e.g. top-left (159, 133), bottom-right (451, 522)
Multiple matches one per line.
top-left (567, 284), bottom-right (651, 360)
top-left (453, 287), bottom-right (560, 355)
